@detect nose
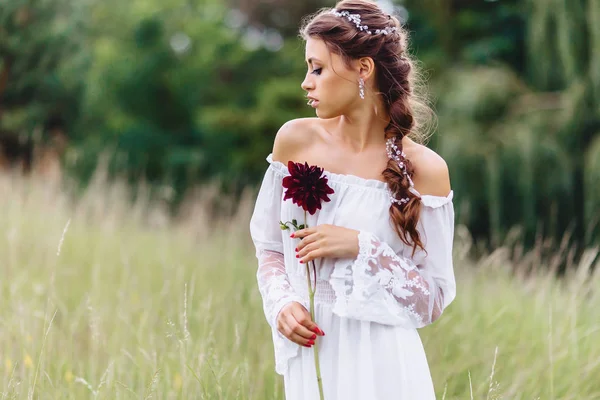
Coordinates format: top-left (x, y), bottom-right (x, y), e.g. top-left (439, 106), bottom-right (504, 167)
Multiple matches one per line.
top-left (301, 73), bottom-right (314, 92)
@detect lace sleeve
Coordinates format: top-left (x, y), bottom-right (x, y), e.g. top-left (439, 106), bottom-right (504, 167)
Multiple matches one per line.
top-left (249, 163), bottom-right (307, 375)
top-left (255, 250), bottom-right (306, 331)
top-left (330, 197), bottom-right (456, 328)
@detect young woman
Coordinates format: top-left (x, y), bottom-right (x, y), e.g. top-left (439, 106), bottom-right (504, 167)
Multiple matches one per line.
top-left (250, 1), bottom-right (456, 398)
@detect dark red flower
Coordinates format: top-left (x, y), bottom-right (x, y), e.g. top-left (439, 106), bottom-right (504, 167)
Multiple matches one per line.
top-left (282, 161), bottom-right (335, 215)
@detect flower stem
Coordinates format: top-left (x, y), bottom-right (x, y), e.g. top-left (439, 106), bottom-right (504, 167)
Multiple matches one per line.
top-left (304, 210), bottom-right (325, 400)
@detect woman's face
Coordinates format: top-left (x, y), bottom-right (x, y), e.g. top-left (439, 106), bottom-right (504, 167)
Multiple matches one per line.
top-left (301, 37), bottom-right (362, 119)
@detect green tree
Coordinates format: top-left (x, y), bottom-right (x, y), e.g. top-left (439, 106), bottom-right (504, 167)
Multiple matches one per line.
top-left (526, 0), bottom-right (600, 245)
top-left (0, 0), bottom-right (88, 161)
top-left (71, 0), bottom-right (312, 203)
top-left (417, 0), bottom-right (600, 249)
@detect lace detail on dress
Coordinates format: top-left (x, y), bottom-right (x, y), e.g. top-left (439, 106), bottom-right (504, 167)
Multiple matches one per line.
top-left (256, 249), bottom-right (307, 375)
top-left (330, 230), bottom-right (444, 328)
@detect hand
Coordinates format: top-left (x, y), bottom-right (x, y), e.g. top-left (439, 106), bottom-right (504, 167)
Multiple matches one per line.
top-left (277, 302), bottom-right (325, 347)
top-left (292, 224), bottom-right (360, 264)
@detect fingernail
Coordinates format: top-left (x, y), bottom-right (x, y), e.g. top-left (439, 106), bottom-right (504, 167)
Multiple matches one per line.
top-left (296, 254), bottom-right (299, 258)
top-left (303, 344), bottom-right (311, 348)
top-left (300, 260), bottom-right (304, 263)
top-left (311, 334), bottom-right (317, 340)
top-left (319, 329), bottom-right (325, 336)
top-left (290, 233), bottom-right (295, 238)
top-left (308, 340), bottom-right (315, 345)
top-left (295, 247), bottom-right (298, 252)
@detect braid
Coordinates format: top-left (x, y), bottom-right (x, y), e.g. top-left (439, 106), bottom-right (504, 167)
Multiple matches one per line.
top-left (383, 133), bottom-right (423, 255)
top-left (379, 53), bottom-right (425, 255)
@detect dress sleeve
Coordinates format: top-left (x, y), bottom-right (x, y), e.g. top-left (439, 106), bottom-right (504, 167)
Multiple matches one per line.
top-left (329, 193), bottom-right (456, 328)
top-left (249, 162), bottom-right (307, 375)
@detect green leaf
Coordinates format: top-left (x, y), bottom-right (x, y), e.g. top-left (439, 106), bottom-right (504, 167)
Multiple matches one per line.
top-left (279, 221), bottom-right (289, 231)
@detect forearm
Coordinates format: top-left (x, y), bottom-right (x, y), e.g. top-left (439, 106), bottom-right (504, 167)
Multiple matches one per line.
top-left (330, 230), bottom-right (450, 328)
top-left (256, 250), bottom-right (305, 328)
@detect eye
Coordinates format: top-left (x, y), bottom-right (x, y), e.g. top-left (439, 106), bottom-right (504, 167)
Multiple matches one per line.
top-left (311, 68), bottom-right (322, 75)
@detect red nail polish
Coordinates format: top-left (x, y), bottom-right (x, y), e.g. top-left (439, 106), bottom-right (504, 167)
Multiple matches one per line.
top-left (300, 260), bottom-right (304, 263)
top-left (290, 233), bottom-right (294, 238)
top-left (308, 340), bottom-right (314, 345)
top-left (295, 247), bottom-right (298, 252)
top-left (303, 344), bottom-right (311, 348)
top-left (311, 334), bottom-right (317, 340)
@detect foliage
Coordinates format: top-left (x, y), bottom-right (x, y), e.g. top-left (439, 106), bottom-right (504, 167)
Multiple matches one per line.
top-left (0, 0), bottom-right (88, 141)
top-left (66, 0), bottom-right (313, 204)
top-left (2, 0), bottom-right (599, 251)
top-left (404, 0), bottom-right (526, 72)
top-left (407, 0), bottom-right (600, 249)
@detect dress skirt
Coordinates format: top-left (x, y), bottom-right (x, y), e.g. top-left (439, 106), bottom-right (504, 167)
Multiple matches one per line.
top-left (283, 302), bottom-right (437, 400)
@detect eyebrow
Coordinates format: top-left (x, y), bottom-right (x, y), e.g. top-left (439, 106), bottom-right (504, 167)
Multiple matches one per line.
top-left (306, 57), bottom-right (322, 65)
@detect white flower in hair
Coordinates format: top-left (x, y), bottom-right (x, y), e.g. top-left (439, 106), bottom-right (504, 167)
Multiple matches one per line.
top-left (386, 138), bottom-right (420, 205)
top-left (330, 8), bottom-right (398, 35)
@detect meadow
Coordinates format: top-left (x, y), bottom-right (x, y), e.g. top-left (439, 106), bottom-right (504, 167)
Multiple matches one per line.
top-left (0, 173), bottom-right (598, 399)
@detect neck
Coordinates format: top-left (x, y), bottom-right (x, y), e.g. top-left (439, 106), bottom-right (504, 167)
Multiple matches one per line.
top-left (332, 100), bottom-right (390, 153)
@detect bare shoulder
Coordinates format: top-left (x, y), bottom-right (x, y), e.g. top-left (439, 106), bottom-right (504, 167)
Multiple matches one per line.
top-left (272, 118), bottom-right (319, 163)
top-left (409, 143), bottom-right (451, 197)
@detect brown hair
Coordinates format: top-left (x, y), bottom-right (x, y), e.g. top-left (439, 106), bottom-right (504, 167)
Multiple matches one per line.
top-left (300, 0), bottom-right (434, 255)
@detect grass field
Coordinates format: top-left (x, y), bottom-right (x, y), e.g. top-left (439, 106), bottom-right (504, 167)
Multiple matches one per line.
top-left (0, 173), bottom-right (599, 399)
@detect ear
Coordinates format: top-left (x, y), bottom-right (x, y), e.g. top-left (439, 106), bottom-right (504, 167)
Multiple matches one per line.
top-left (357, 56), bottom-right (376, 81)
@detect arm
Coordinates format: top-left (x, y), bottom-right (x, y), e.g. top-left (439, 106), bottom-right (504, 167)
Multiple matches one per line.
top-left (331, 150), bottom-right (456, 328)
top-left (250, 166), bottom-right (306, 331)
top-left (250, 160), bottom-right (310, 375)
top-left (251, 119), bottom-right (315, 327)
top-left (255, 250), bottom-right (306, 331)
top-left (330, 198), bottom-right (456, 328)
top-left (249, 122), bottom-right (317, 375)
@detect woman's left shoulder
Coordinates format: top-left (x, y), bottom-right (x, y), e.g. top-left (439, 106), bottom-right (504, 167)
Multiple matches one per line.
top-left (407, 143), bottom-right (451, 197)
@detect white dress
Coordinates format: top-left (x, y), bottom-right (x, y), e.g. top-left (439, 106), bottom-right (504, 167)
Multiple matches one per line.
top-left (249, 153), bottom-right (457, 400)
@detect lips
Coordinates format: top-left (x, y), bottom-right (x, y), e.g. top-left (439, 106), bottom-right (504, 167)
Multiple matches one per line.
top-left (307, 97), bottom-right (319, 107)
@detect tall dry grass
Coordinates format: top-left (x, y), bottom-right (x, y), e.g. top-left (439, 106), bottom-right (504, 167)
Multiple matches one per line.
top-left (0, 171), bottom-right (598, 399)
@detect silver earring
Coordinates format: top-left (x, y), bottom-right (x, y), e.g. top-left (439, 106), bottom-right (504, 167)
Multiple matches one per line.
top-left (359, 78), bottom-right (365, 100)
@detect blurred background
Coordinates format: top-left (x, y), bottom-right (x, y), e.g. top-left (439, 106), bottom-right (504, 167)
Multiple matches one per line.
top-left (1, 0), bottom-right (599, 398)
top-left (2, 0), bottom-right (599, 252)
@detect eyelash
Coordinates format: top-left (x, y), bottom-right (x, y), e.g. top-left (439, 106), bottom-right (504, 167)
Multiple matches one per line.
top-left (311, 68), bottom-right (322, 75)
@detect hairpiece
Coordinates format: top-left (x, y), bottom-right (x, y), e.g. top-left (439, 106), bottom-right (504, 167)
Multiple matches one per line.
top-left (386, 137), bottom-right (420, 205)
top-left (330, 9), bottom-right (398, 36)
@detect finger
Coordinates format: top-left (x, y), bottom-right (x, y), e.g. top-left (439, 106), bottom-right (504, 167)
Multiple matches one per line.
top-left (280, 318), bottom-right (315, 344)
top-left (288, 332), bottom-right (317, 346)
top-left (296, 233), bottom-right (318, 252)
top-left (297, 242), bottom-right (316, 258)
top-left (300, 249), bottom-right (323, 264)
top-left (292, 226), bottom-right (315, 239)
top-left (285, 315), bottom-right (318, 340)
top-left (290, 307), bottom-right (324, 337)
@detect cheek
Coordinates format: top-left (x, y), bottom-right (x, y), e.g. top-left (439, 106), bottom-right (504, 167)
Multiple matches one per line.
top-left (310, 71), bottom-right (356, 117)
top-left (330, 77), bottom-right (357, 101)
top-left (319, 83), bottom-right (355, 115)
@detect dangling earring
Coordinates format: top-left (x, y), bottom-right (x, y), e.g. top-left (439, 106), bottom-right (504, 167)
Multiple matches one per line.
top-left (359, 77), bottom-right (365, 100)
